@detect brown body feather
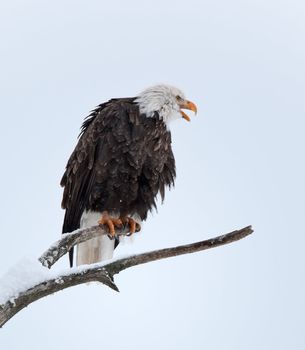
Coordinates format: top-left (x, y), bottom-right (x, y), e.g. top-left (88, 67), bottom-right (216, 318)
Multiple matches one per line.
top-left (61, 98), bottom-right (176, 265)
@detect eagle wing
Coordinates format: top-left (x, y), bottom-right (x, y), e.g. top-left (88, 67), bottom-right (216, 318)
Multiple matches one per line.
top-left (60, 100), bottom-right (135, 265)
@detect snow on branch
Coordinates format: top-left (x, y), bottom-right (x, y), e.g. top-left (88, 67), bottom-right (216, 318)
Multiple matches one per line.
top-left (39, 224), bottom-right (132, 268)
top-left (0, 225), bottom-right (253, 328)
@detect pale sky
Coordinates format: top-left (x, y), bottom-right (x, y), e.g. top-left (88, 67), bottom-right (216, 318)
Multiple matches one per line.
top-left (0, 0), bottom-right (304, 349)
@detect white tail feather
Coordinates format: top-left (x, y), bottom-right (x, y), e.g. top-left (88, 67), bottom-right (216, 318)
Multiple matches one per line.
top-left (76, 211), bottom-right (115, 266)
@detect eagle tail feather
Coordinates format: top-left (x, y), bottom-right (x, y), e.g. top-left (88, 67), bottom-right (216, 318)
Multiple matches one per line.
top-left (76, 235), bottom-right (115, 265)
top-left (76, 211), bottom-right (115, 266)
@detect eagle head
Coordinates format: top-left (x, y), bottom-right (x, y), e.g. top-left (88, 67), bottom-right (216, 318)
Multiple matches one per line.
top-left (135, 84), bottom-right (197, 126)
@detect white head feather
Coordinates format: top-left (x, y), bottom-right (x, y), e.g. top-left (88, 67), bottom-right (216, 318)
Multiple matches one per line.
top-left (135, 84), bottom-right (186, 126)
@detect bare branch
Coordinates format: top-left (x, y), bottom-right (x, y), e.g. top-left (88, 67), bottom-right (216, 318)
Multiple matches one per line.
top-left (0, 265), bottom-right (119, 328)
top-left (39, 224), bottom-right (132, 268)
top-left (0, 225), bottom-right (253, 328)
top-left (107, 225), bottom-right (253, 276)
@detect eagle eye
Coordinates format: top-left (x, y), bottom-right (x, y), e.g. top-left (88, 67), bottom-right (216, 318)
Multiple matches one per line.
top-left (176, 95), bottom-right (182, 101)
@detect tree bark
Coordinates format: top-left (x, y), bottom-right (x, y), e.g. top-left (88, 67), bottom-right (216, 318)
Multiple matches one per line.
top-left (0, 225), bottom-right (253, 328)
top-left (39, 224), bottom-right (132, 268)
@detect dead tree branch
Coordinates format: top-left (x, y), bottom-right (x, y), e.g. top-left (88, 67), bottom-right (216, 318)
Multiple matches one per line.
top-left (39, 224), bottom-right (132, 268)
top-left (0, 225), bottom-right (253, 328)
top-left (0, 265), bottom-right (118, 329)
top-left (105, 225), bottom-right (253, 275)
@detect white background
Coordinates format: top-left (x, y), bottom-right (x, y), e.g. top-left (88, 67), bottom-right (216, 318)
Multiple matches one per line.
top-left (0, 0), bottom-right (304, 349)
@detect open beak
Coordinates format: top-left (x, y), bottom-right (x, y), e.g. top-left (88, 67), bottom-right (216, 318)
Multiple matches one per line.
top-left (179, 100), bottom-right (197, 122)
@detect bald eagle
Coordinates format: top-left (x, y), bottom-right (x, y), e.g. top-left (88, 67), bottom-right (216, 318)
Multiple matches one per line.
top-left (61, 84), bottom-right (197, 267)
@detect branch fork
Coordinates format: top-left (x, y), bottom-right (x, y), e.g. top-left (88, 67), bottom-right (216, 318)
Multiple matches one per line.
top-left (0, 225), bottom-right (253, 327)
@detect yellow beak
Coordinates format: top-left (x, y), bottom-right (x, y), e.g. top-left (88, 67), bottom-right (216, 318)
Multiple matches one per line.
top-left (179, 100), bottom-right (197, 122)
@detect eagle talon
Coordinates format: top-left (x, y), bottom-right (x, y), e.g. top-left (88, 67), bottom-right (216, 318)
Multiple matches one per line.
top-left (121, 217), bottom-right (141, 236)
top-left (98, 212), bottom-right (122, 238)
top-left (107, 233), bottom-right (116, 240)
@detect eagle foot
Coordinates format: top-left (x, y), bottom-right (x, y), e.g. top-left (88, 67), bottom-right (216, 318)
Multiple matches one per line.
top-left (121, 217), bottom-right (141, 236)
top-left (98, 212), bottom-right (123, 239)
